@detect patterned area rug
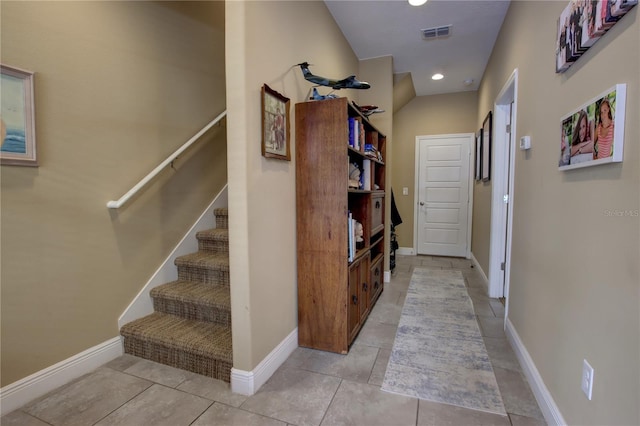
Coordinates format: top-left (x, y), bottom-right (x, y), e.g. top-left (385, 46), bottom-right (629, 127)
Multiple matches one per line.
top-left (381, 268), bottom-right (506, 415)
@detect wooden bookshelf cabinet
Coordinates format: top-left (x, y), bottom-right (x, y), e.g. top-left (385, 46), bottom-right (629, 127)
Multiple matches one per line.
top-left (295, 97), bottom-right (386, 354)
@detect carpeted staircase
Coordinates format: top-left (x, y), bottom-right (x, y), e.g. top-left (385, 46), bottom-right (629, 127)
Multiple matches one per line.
top-left (120, 208), bottom-right (233, 382)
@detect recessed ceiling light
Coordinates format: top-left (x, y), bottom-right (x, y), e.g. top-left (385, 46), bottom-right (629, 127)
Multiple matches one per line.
top-left (463, 79), bottom-right (474, 86)
top-left (432, 73), bottom-right (444, 80)
top-left (408, 0), bottom-right (427, 6)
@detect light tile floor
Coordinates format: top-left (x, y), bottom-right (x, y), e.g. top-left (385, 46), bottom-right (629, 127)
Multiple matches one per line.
top-left (2, 255), bottom-right (546, 426)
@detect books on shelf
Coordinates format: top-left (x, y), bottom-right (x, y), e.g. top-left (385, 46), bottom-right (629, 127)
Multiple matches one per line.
top-left (348, 212), bottom-right (355, 262)
top-left (364, 144), bottom-right (384, 162)
top-left (348, 117), bottom-right (358, 149)
top-left (347, 212), bottom-right (365, 262)
top-left (347, 117), bottom-right (365, 151)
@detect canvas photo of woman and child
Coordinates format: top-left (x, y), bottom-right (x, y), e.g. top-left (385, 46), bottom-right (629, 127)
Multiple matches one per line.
top-left (559, 86), bottom-right (623, 170)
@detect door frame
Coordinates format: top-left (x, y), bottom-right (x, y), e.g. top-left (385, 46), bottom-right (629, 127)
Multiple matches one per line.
top-left (413, 133), bottom-right (474, 259)
top-left (488, 69), bottom-right (518, 318)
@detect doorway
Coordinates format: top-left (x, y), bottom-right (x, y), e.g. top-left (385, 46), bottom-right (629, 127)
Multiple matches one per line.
top-left (488, 69), bottom-right (518, 321)
top-left (414, 134), bottom-right (474, 258)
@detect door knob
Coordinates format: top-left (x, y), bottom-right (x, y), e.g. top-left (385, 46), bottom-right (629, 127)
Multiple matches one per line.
top-left (420, 202), bottom-right (425, 206)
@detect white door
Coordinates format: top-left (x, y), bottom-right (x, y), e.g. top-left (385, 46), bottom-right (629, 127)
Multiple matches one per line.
top-left (489, 69), bottom-right (518, 301)
top-left (498, 102), bottom-right (514, 296)
top-left (416, 134), bottom-right (472, 257)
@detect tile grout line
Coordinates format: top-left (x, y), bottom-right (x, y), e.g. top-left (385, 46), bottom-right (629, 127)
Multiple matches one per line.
top-left (186, 398), bottom-right (216, 426)
top-left (317, 377), bottom-right (343, 426)
top-left (365, 347), bottom-right (382, 385)
top-left (89, 380), bottom-right (154, 426)
top-left (212, 400), bottom-right (287, 425)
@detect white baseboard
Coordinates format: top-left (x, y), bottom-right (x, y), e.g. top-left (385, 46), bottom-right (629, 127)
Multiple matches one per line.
top-left (397, 247), bottom-right (415, 255)
top-left (231, 328), bottom-right (298, 396)
top-left (505, 318), bottom-right (566, 426)
top-left (470, 252), bottom-right (490, 294)
top-left (0, 337), bottom-right (123, 416)
top-left (118, 186), bottom-right (228, 328)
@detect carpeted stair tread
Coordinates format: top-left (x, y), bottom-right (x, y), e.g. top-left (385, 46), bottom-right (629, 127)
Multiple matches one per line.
top-left (213, 208), bottom-right (228, 229)
top-left (196, 228), bottom-right (229, 253)
top-left (151, 280), bottom-right (230, 309)
top-left (120, 312), bottom-right (232, 362)
top-left (196, 228), bottom-right (229, 242)
top-left (175, 251), bottom-right (229, 270)
top-left (151, 279), bottom-right (231, 325)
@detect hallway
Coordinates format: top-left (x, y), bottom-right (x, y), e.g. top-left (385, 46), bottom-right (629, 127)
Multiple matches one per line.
top-left (2, 255), bottom-right (545, 425)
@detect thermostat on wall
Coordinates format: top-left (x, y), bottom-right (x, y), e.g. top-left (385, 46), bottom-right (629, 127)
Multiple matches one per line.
top-left (519, 136), bottom-right (531, 150)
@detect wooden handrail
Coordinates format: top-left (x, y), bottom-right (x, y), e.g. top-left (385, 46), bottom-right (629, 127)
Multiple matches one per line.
top-left (107, 110), bottom-right (227, 209)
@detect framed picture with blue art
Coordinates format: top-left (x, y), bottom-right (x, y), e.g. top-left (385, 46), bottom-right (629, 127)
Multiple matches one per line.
top-left (1, 64), bottom-right (37, 166)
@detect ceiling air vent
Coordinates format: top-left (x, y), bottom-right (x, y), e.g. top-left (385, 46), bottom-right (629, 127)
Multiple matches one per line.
top-left (421, 25), bottom-right (452, 40)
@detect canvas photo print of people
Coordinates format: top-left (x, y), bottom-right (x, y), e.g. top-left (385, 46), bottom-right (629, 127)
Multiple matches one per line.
top-left (555, 0), bottom-right (637, 74)
top-left (559, 84), bottom-right (626, 171)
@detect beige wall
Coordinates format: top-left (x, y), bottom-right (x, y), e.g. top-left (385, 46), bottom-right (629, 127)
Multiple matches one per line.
top-left (393, 73), bottom-right (416, 114)
top-left (225, 1), bottom-right (360, 371)
top-left (360, 56), bottom-right (394, 271)
top-left (477, 3), bottom-right (639, 424)
top-left (360, 56), bottom-right (394, 139)
top-left (391, 91), bottom-right (478, 248)
top-left (0, 1), bottom-right (227, 386)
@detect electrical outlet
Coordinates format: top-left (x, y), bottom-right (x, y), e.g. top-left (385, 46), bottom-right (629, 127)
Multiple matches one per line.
top-left (402, 187), bottom-right (409, 196)
top-left (581, 359), bottom-right (594, 400)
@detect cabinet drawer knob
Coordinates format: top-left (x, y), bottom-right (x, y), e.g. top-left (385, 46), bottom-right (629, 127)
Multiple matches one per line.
top-left (352, 295), bottom-right (358, 305)
top-left (363, 282), bottom-right (368, 291)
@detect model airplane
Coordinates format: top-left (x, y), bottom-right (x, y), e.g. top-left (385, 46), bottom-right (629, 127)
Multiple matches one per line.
top-left (297, 62), bottom-right (370, 90)
top-left (352, 101), bottom-right (385, 117)
top-left (310, 88), bottom-right (338, 101)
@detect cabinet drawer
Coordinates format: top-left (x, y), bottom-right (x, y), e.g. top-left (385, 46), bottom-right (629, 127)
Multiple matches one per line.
top-left (348, 253), bottom-right (370, 345)
top-left (370, 256), bottom-right (383, 304)
top-left (348, 264), bottom-right (361, 343)
top-left (371, 194), bottom-right (384, 235)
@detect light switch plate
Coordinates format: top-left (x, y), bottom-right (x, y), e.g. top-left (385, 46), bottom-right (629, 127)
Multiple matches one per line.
top-left (519, 136), bottom-right (531, 150)
top-left (581, 359), bottom-right (594, 400)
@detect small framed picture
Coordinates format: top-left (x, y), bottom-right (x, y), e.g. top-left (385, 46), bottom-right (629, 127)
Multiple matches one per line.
top-left (475, 129), bottom-right (482, 181)
top-left (1, 64), bottom-right (37, 166)
top-left (261, 84), bottom-right (290, 161)
top-left (482, 111), bottom-right (492, 181)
